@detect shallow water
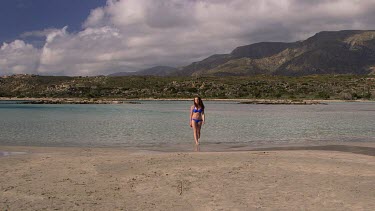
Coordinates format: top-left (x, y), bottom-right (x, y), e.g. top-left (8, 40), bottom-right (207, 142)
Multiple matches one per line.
top-left (0, 100), bottom-right (374, 147)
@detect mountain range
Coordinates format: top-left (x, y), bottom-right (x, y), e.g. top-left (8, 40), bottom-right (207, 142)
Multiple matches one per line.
top-left (107, 66), bottom-right (178, 76)
top-left (108, 30), bottom-right (375, 77)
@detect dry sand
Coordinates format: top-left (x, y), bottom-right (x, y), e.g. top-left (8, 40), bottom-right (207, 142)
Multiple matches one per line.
top-left (0, 145), bottom-right (374, 210)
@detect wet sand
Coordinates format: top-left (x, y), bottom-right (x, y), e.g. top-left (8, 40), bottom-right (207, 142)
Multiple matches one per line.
top-left (1, 144), bottom-right (374, 210)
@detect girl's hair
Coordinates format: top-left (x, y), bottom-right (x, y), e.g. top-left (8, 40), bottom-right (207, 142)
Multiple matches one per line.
top-left (194, 96), bottom-right (205, 111)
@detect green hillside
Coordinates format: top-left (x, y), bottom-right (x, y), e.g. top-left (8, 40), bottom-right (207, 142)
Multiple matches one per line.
top-left (1, 74), bottom-right (374, 100)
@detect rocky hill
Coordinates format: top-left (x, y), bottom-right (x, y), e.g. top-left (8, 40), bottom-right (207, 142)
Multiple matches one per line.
top-left (176, 30), bottom-right (375, 76)
top-left (106, 30), bottom-right (375, 77)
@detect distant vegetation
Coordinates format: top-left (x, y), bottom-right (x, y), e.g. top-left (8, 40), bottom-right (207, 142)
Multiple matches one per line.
top-left (1, 74), bottom-right (374, 100)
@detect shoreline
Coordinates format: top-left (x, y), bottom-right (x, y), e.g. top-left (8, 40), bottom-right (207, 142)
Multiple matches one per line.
top-left (1, 141), bottom-right (375, 155)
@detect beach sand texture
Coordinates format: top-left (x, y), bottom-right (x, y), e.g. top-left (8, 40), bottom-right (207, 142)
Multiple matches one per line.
top-left (0, 145), bottom-right (374, 210)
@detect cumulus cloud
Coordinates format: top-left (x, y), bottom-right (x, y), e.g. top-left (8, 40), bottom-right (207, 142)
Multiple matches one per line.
top-left (1, 0), bottom-right (375, 76)
top-left (0, 40), bottom-right (40, 75)
top-left (38, 26), bottom-right (130, 75)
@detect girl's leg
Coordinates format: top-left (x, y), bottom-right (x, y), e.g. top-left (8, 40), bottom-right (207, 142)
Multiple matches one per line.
top-left (194, 143), bottom-right (200, 152)
top-left (192, 120), bottom-right (199, 144)
top-left (197, 122), bottom-right (202, 141)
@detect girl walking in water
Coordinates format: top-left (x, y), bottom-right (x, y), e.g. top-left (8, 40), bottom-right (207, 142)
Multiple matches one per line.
top-left (190, 97), bottom-right (205, 145)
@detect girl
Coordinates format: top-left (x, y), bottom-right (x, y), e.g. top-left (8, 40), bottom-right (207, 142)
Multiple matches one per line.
top-left (190, 97), bottom-right (205, 145)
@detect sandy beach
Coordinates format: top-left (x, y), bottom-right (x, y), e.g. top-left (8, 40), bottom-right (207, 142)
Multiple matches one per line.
top-left (0, 144), bottom-right (374, 210)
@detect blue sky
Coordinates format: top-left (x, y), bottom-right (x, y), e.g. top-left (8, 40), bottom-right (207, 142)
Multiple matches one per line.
top-left (0, 0), bottom-right (106, 44)
top-left (0, 0), bottom-right (374, 76)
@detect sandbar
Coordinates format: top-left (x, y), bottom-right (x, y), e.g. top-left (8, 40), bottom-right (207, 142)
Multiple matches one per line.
top-left (0, 144), bottom-right (374, 210)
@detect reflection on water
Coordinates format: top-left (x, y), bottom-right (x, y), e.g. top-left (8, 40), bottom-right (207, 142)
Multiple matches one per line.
top-left (0, 100), bottom-right (374, 147)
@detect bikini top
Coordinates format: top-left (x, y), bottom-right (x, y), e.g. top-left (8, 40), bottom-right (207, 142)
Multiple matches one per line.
top-left (193, 107), bottom-right (203, 113)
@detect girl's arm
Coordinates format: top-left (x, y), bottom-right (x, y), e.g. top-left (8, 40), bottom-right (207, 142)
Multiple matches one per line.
top-left (202, 110), bottom-right (205, 124)
top-left (189, 106), bottom-right (193, 126)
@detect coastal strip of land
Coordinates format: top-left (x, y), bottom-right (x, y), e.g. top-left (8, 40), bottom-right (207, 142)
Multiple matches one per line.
top-left (1, 144), bottom-right (374, 210)
top-left (1, 97), bottom-right (374, 104)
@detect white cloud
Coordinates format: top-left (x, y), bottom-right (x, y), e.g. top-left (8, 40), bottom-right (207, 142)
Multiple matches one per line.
top-left (37, 26), bottom-right (129, 75)
top-left (1, 0), bottom-right (375, 76)
top-left (0, 40), bottom-right (40, 75)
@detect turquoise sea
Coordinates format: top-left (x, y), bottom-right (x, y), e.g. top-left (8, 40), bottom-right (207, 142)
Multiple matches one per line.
top-left (0, 100), bottom-right (374, 148)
